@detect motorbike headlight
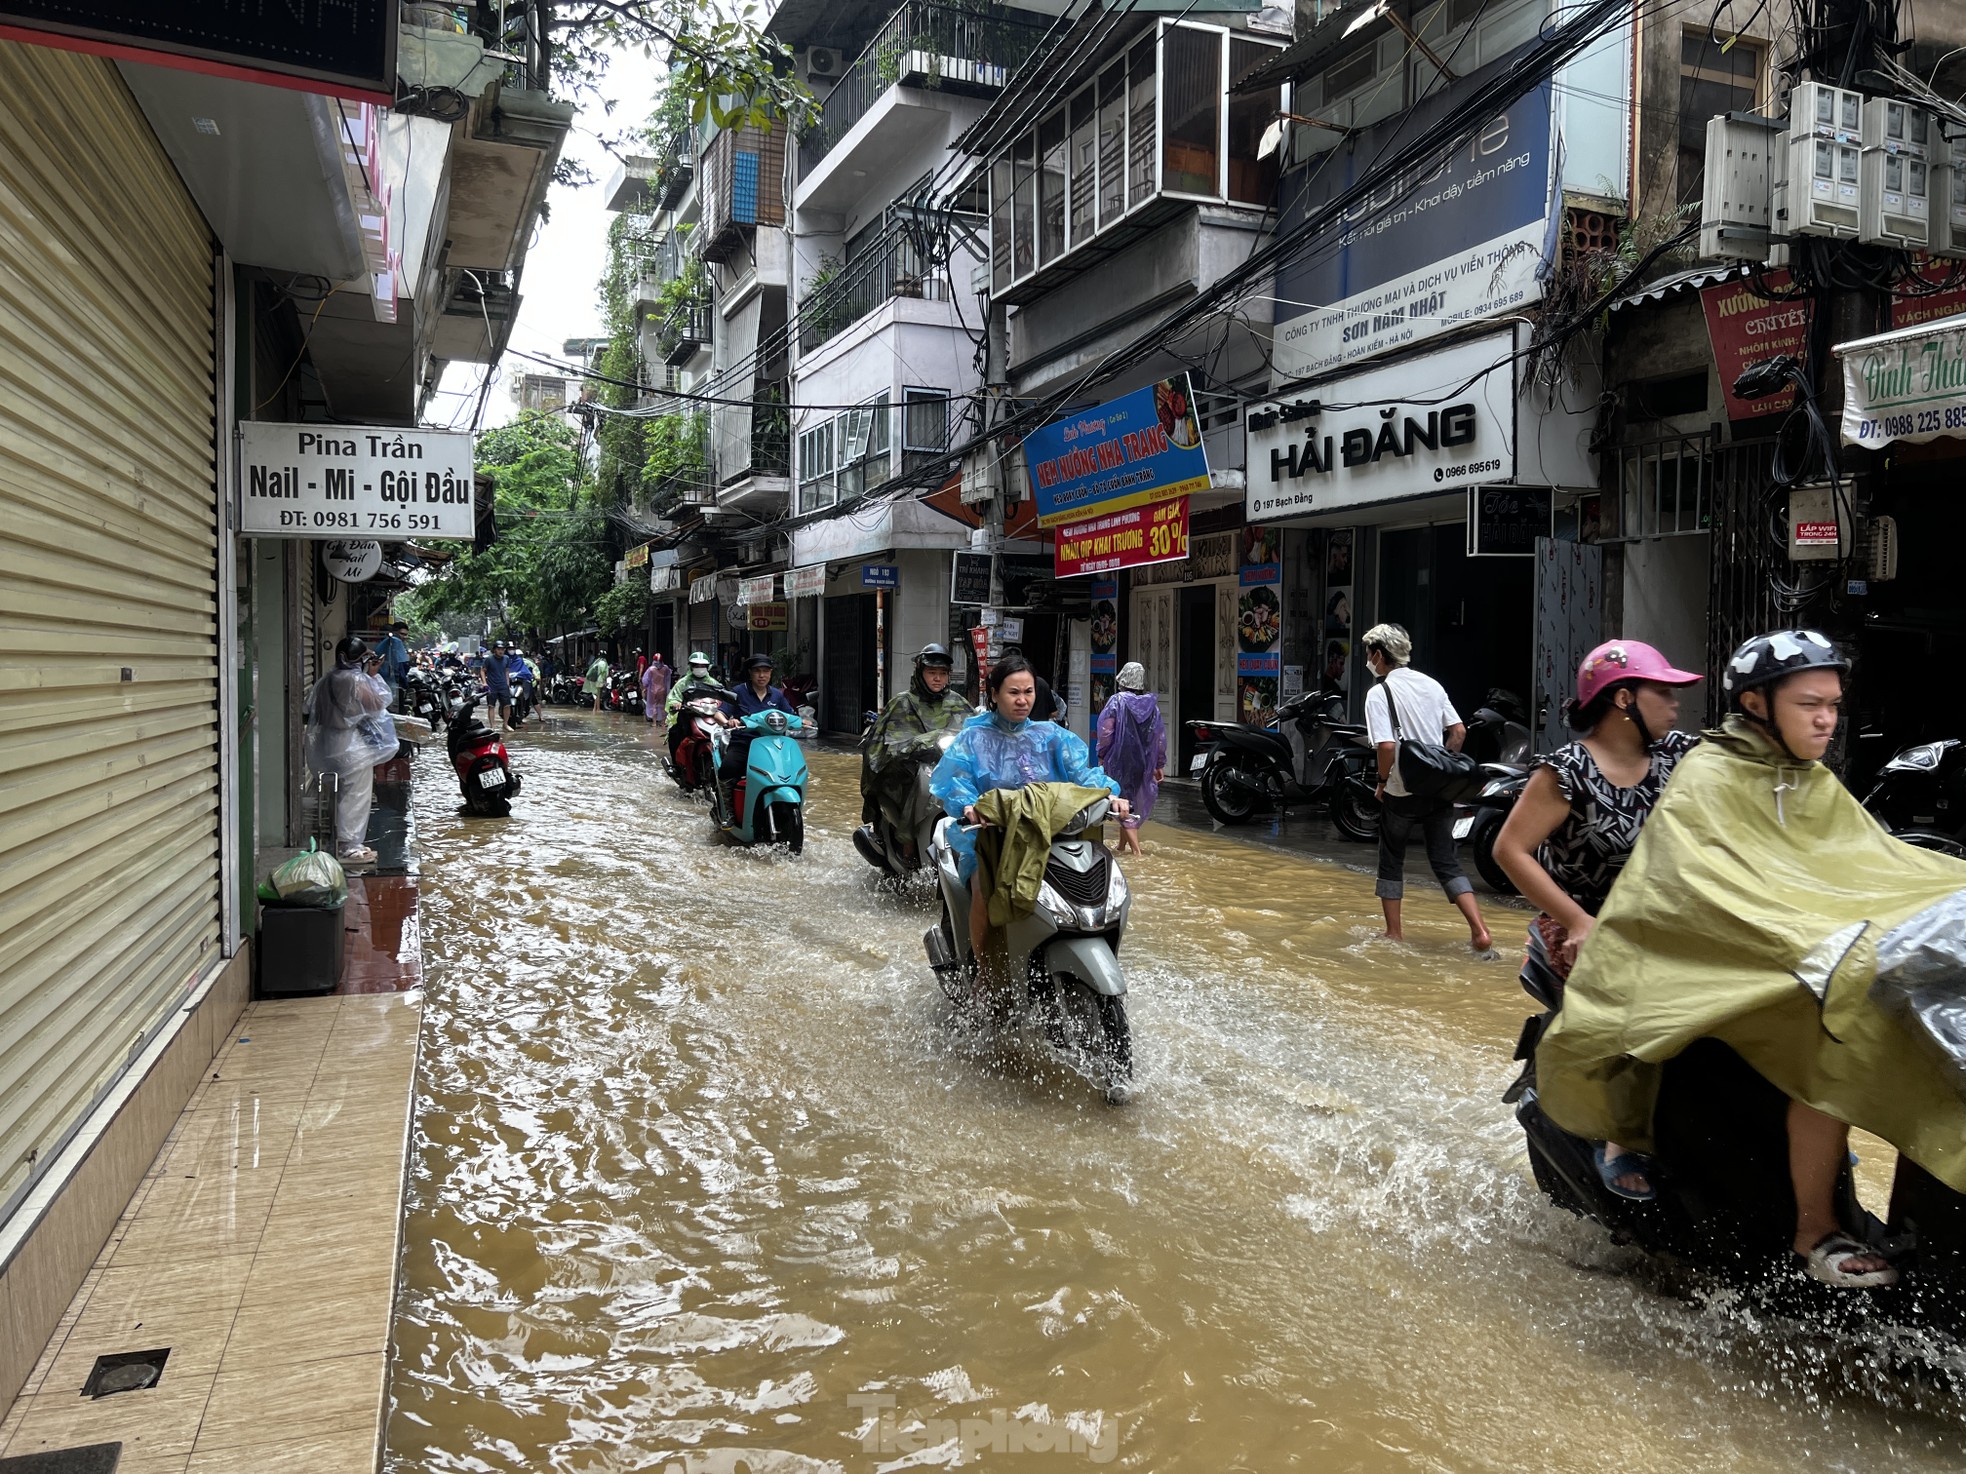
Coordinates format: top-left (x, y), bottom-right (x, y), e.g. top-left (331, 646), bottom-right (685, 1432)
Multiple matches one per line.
top-left (764, 711), bottom-right (789, 735)
top-left (1037, 880), bottom-right (1071, 920)
top-left (1885, 743), bottom-right (1945, 773)
top-left (936, 732), bottom-right (956, 752)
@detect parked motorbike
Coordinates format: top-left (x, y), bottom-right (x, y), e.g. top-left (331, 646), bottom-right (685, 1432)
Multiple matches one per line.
top-left (509, 673), bottom-right (536, 727)
top-left (783, 675), bottom-right (820, 727)
top-left (852, 729), bottom-right (959, 878)
top-left (1863, 738), bottom-right (1966, 858)
top-left (1461, 688), bottom-right (1532, 766)
top-left (605, 669), bottom-right (643, 715)
top-left (447, 698), bottom-right (520, 817)
top-left (708, 706), bottom-right (809, 851)
top-left (1452, 765), bottom-right (1529, 893)
top-left (666, 685), bottom-right (737, 794)
top-left (923, 793), bottom-right (1135, 1104)
top-left (1189, 683), bottom-right (1379, 840)
top-left (401, 666), bottom-right (455, 727)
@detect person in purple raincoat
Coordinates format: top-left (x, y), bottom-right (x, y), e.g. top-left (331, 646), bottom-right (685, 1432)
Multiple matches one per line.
top-left (1095, 662), bottom-right (1165, 856)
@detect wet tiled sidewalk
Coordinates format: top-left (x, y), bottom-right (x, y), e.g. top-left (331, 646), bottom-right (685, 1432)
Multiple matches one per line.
top-left (0, 991), bottom-right (422, 1474)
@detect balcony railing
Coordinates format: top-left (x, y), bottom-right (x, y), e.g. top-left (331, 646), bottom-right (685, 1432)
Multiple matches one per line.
top-left (657, 301), bottom-right (712, 365)
top-left (799, 3), bottom-right (1051, 178)
top-left (799, 221), bottom-right (953, 354)
top-left (713, 388), bottom-right (793, 488)
top-left (653, 125), bottom-right (695, 209)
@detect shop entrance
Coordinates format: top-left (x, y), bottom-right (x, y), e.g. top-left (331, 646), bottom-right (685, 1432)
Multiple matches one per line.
top-left (1177, 586), bottom-right (1216, 766)
top-left (1378, 523), bottom-right (1535, 718)
top-left (822, 594), bottom-right (876, 734)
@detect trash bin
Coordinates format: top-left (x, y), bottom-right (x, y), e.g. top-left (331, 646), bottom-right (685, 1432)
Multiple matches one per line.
top-left (256, 900), bottom-right (346, 997)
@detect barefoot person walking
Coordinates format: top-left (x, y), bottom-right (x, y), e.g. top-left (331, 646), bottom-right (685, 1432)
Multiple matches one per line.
top-left (1095, 662), bottom-right (1165, 857)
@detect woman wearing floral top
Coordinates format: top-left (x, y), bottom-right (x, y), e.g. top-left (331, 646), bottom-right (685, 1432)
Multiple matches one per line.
top-left (1494, 639), bottom-right (1704, 1201)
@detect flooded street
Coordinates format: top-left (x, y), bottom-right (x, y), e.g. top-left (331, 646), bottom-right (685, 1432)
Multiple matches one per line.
top-left (387, 712), bottom-right (1966, 1473)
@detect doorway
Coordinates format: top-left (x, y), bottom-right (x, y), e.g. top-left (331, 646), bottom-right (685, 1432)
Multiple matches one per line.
top-left (1377, 523), bottom-right (1534, 716)
top-left (1177, 585), bottom-right (1216, 766)
top-left (822, 594), bottom-right (875, 733)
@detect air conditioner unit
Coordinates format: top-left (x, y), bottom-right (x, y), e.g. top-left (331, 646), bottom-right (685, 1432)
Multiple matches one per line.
top-left (1785, 82), bottom-right (1864, 239)
top-left (801, 47), bottom-right (842, 85)
top-left (1860, 97), bottom-right (1934, 249)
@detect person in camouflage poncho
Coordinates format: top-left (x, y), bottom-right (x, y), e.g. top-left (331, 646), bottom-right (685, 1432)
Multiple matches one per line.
top-left (861, 644), bottom-right (974, 848)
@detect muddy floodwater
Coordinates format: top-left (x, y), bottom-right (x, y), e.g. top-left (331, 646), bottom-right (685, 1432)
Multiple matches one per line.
top-left (386, 712), bottom-right (1966, 1473)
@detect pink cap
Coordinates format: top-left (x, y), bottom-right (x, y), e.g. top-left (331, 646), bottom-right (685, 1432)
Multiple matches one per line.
top-left (1576, 639), bottom-right (1703, 708)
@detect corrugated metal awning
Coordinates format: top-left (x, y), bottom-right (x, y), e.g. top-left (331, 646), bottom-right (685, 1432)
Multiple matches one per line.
top-left (1605, 263), bottom-right (1749, 315)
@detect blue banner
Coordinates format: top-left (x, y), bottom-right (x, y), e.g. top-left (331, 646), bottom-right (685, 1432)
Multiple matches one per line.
top-left (1023, 376), bottom-right (1211, 527)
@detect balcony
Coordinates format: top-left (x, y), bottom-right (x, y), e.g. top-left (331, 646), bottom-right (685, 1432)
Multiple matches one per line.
top-left (700, 123), bottom-right (788, 264)
top-left (657, 301), bottom-right (713, 365)
top-left (799, 4), bottom-right (1052, 182)
top-left (799, 220), bottom-right (955, 355)
top-left (712, 389), bottom-right (794, 512)
top-left (653, 126), bottom-right (696, 210)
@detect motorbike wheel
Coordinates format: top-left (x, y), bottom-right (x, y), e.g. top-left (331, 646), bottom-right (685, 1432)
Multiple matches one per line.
top-left (1471, 812), bottom-right (1517, 894)
top-left (1328, 781), bottom-right (1380, 844)
top-left (772, 802), bottom-right (805, 855)
top-left (1201, 755), bottom-right (1265, 825)
top-left (1894, 828), bottom-right (1966, 859)
top-left (1052, 979), bottom-right (1133, 1095)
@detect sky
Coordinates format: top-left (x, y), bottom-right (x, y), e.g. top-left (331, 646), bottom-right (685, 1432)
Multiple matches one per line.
top-left (428, 47), bottom-right (661, 432)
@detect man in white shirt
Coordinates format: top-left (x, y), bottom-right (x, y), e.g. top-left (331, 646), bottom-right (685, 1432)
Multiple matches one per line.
top-left (1361, 622), bottom-right (1492, 952)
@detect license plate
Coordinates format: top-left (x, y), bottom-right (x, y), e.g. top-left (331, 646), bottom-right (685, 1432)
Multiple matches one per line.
top-left (1451, 817), bottom-right (1473, 840)
top-left (478, 769), bottom-right (508, 789)
top-left (1189, 754), bottom-right (1208, 775)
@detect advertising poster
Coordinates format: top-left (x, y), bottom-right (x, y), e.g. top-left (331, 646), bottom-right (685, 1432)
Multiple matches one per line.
top-left (1236, 527), bottom-right (1283, 722)
top-left (1053, 496), bottom-right (1190, 577)
top-left (1890, 256), bottom-right (1966, 329)
top-left (1089, 578), bottom-right (1119, 712)
top-left (1701, 270), bottom-right (1810, 419)
top-left (1323, 529), bottom-right (1355, 699)
top-left (1022, 376), bottom-right (1210, 527)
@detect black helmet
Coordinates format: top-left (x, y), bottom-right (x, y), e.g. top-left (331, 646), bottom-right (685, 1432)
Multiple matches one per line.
top-left (744, 652), bottom-right (776, 672)
top-left (916, 643), bottom-right (954, 669)
top-left (336, 635), bottom-right (370, 665)
top-left (1722, 629), bottom-right (1849, 712)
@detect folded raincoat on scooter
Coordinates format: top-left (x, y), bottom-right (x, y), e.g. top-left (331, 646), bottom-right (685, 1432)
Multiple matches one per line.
top-left (1537, 717), bottom-right (1966, 1192)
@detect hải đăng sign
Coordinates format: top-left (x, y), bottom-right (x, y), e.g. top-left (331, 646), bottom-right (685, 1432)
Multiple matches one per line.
top-left (238, 423), bottom-right (475, 540)
top-left (1023, 376), bottom-right (1210, 528)
top-left (1052, 497), bottom-right (1190, 578)
top-left (1701, 270), bottom-right (1810, 419)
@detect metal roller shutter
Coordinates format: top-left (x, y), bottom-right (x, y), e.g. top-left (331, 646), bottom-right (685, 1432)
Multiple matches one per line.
top-left (0, 43), bottom-right (221, 1213)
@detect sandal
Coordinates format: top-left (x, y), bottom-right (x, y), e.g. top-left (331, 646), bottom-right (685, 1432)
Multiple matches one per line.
top-left (1593, 1144), bottom-right (1657, 1202)
top-left (1799, 1231), bottom-right (1898, 1289)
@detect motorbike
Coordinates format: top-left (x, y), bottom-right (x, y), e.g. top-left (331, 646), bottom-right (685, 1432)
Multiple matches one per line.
top-left (1507, 930), bottom-right (1966, 1332)
top-left (852, 729), bottom-right (960, 878)
top-left (923, 793), bottom-right (1136, 1104)
top-left (1862, 738), bottom-right (1966, 858)
top-left (1451, 765), bottom-right (1529, 893)
top-left (783, 675), bottom-right (820, 727)
top-left (605, 669), bottom-right (643, 715)
top-left (708, 706), bottom-right (809, 851)
top-left (1461, 688), bottom-right (1532, 766)
top-left (666, 685), bottom-right (737, 794)
top-left (447, 698), bottom-right (520, 817)
top-left (1189, 683), bottom-right (1379, 840)
top-left (401, 666), bottom-right (455, 727)
top-left (509, 672), bottom-right (536, 727)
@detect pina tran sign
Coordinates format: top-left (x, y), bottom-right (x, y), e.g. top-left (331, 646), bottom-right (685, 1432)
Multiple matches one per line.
top-left (238, 422), bottom-right (476, 540)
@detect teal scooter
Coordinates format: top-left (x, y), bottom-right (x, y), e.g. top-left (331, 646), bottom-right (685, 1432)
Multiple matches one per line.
top-left (709, 708), bottom-right (809, 852)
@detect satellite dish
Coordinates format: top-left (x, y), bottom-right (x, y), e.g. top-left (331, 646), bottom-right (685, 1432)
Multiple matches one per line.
top-left (1258, 118), bottom-right (1286, 160)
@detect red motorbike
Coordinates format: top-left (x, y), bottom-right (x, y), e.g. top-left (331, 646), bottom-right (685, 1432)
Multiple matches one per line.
top-left (664, 685), bottom-right (737, 794)
top-left (448, 698), bottom-right (520, 816)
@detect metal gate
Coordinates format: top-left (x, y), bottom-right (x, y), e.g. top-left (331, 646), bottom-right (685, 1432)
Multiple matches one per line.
top-left (1532, 539), bottom-right (1603, 752)
top-left (0, 43), bottom-right (221, 1214)
top-left (1704, 438), bottom-right (1783, 725)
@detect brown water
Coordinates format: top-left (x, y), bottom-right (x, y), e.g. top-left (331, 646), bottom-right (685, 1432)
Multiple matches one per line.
top-left (386, 712), bottom-right (1966, 1473)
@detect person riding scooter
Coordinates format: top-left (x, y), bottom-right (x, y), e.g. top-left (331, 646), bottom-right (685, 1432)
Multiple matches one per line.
top-left (860, 644), bottom-right (973, 865)
top-left (716, 654), bottom-right (800, 789)
top-left (665, 652), bottom-right (720, 763)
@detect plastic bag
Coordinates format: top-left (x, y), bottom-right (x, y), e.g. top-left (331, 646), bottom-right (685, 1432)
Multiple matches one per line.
top-left (256, 840), bottom-right (348, 908)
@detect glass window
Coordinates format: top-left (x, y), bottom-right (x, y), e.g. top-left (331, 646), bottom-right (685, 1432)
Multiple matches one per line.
top-left (798, 420), bottom-right (835, 513)
top-left (1098, 63), bottom-right (1126, 226)
top-left (1162, 27), bottom-right (1221, 196)
top-left (1678, 32), bottom-right (1762, 206)
top-left (1227, 39), bottom-right (1281, 205)
top-left (1069, 89), bottom-right (1096, 247)
top-left (1039, 111), bottom-right (1067, 264)
top-left (989, 156), bottom-right (1013, 294)
top-left (865, 391), bottom-right (893, 489)
top-left (1013, 133), bottom-right (1036, 277)
top-left (1127, 38), bottom-right (1157, 208)
top-left (904, 388), bottom-right (949, 452)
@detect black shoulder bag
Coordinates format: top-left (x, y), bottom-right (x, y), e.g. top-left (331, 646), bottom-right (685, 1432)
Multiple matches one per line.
top-left (1380, 676), bottom-right (1484, 804)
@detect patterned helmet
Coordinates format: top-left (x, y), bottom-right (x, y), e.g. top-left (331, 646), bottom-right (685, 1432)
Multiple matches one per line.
top-left (1722, 629), bottom-right (1849, 711)
top-left (1576, 639), bottom-right (1702, 708)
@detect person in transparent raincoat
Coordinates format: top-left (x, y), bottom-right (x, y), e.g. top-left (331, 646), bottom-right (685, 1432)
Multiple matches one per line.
top-left (930, 653), bottom-right (1126, 956)
top-left (304, 636), bottom-right (397, 868)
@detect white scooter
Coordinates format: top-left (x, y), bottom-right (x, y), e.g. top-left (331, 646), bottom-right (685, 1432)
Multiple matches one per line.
top-left (922, 793), bottom-right (1135, 1103)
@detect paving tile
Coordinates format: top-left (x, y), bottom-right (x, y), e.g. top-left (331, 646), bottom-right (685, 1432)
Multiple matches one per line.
top-left (185, 1420), bottom-right (377, 1474)
top-left (105, 1172), bottom-right (280, 1268)
top-left (196, 1351), bottom-right (384, 1453)
top-left (3, 1370), bottom-right (214, 1466)
top-left (220, 1255), bottom-right (395, 1369)
top-left (41, 1254), bottom-right (256, 1393)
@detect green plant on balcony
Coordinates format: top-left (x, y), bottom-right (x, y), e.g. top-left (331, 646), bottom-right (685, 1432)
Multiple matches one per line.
top-left (643, 411), bottom-right (710, 505)
top-left (801, 254), bottom-right (851, 345)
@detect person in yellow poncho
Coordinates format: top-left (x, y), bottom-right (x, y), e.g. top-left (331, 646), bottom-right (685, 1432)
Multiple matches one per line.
top-left (1538, 629), bottom-right (1966, 1290)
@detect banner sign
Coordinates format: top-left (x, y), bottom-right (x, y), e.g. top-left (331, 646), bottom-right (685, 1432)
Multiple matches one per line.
top-left (1467, 485), bottom-right (1552, 556)
top-left (1022, 376), bottom-right (1210, 527)
top-left (1245, 333), bottom-right (1517, 523)
top-left (952, 551), bottom-right (992, 605)
top-left (238, 422), bottom-right (475, 540)
top-left (1053, 497), bottom-right (1190, 578)
top-left (1890, 258), bottom-right (1966, 329)
top-left (1701, 270), bottom-right (1809, 419)
top-left (1273, 81), bottom-right (1553, 379)
top-left (625, 542), bottom-right (651, 569)
top-left (1236, 528), bottom-right (1284, 722)
top-left (0, 0), bottom-right (398, 103)
top-left (747, 602), bottom-right (788, 631)
top-left (1837, 315), bottom-right (1966, 448)
top-left (785, 565), bottom-right (827, 598)
top-left (738, 574), bottom-right (776, 605)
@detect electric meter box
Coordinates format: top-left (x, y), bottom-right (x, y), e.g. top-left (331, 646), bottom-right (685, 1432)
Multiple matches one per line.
top-left (1788, 484), bottom-right (1844, 563)
top-left (1786, 82), bottom-right (1864, 239)
top-left (1934, 128), bottom-right (1966, 259)
top-left (1700, 113), bottom-right (1781, 261)
top-left (1860, 97), bottom-right (1935, 248)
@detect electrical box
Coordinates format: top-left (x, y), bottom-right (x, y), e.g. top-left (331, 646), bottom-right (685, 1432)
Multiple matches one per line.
top-left (1788, 484), bottom-right (1845, 562)
top-left (1867, 513), bottom-right (1899, 580)
top-left (1786, 82), bottom-right (1864, 239)
top-left (1860, 97), bottom-right (1934, 248)
top-left (1933, 129), bottom-right (1966, 259)
top-left (1700, 113), bottom-right (1781, 261)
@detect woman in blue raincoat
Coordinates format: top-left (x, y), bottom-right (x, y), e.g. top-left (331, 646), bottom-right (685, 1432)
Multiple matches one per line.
top-left (931, 653), bottom-right (1127, 956)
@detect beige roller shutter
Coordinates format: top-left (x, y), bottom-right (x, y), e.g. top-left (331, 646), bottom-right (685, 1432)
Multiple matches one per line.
top-left (0, 43), bottom-right (221, 1212)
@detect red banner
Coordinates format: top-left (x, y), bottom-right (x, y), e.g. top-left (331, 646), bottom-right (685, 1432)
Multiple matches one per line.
top-left (1890, 257), bottom-right (1966, 330)
top-left (1053, 496), bottom-right (1190, 579)
top-left (1701, 270), bottom-right (1810, 419)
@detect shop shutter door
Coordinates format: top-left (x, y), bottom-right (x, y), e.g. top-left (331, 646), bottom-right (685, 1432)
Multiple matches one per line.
top-left (0, 44), bottom-right (221, 1212)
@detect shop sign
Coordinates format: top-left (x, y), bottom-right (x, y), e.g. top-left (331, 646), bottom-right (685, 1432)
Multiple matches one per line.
top-left (862, 564), bottom-right (898, 589)
top-left (1701, 271), bottom-right (1809, 419)
top-left (747, 602), bottom-right (788, 631)
top-left (1236, 528), bottom-right (1284, 721)
top-left (0, 0), bottom-right (398, 103)
top-left (1837, 314), bottom-right (1966, 448)
top-left (651, 566), bottom-right (682, 594)
top-left (785, 565), bottom-right (827, 598)
top-left (625, 542), bottom-right (651, 569)
top-left (1089, 579), bottom-right (1118, 678)
top-left (1273, 82), bottom-right (1553, 378)
top-left (688, 571), bottom-right (721, 603)
top-left (320, 539), bottom-right (381, 582)
top-left (1245, 333), bottom-right (1517, 523)
top-left (738, 574), bottom-right (776, 605)
top-left (1052, 496), bottom-right (1190, 578)
top-left (1890, 258), bottom-right (1966, 329)
top-left (1466, 485), bottom-right (1552, 557)
top-left (1022, 376), bottom-right (1210, 527)
top-left (998, 616), bottom-right (1025, 644)
top-left (238, 423), bottom-right (475, 540)
top-left (952, 551), bottom-right (992, 605)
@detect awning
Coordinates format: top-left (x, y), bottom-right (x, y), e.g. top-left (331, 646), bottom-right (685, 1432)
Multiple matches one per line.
top-left (1231, 0), bottom-right (1384, 93)
top-left (1834, 311), bottom-right (1966, 449)
top-left (1605, 263), bottom-right (1750, 315)
top-left (789, 496), bottom-right (974, 568)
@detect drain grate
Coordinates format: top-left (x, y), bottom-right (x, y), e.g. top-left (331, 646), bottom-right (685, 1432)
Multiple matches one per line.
top-left (0, 1443), bottom-right (123, 1473)
top-left (80, 1349), bottom-right (168, 1399)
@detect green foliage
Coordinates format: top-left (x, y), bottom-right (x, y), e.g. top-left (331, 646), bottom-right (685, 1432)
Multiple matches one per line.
top-left (643, 411), bottom-right (710, 506)
top-left (801, 253), bottom-right (849, 343)
top-left (594, 579), bottom-right (652, 635)
top-left (546, 2), bottom-right (809, 136)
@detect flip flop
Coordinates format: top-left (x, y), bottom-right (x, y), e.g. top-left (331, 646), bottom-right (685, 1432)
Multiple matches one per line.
top-left (1800, 1231), bottom-right (1898, 1289)
top-left (1593, 1144), bottom-right (1657, 1202)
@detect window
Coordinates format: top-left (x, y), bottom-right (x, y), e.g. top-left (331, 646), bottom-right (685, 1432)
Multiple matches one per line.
top-left (1127, 38), bottom-right (1157, 207)
top-left (1097, 63), bottom-right (1127, 226)
top-left (904, 388), bottom-right (950, 454)
top-left (1069, 90), bottom-right (1097, 246)
top-left (1162, 26), bottom-right (1222, 196)
top-left (1679, 32), bottom-right (1763, 206)
top-left (1039, 110), bottom-right (1068, 263)
top-left (837, 392), bottom-right (892, 500)
top-left (1013, 134), bottom-right (1036, 276)
top-left (990, 156), bottom-right (1013, 293)
top-left (1227, 39), bottom-right (1281, 204)
top-left (798, 420), bottom-right (834, 513)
